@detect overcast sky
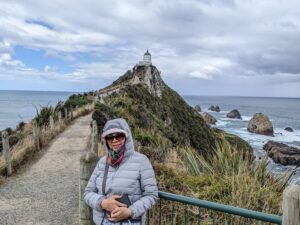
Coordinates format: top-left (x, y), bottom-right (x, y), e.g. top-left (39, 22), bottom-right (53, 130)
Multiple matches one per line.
top-left (0, 0), bottom-right (299, 97)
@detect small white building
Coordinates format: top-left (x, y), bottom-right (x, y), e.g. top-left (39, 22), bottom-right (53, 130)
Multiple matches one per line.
top-left (137, 50), bottom-right (152, 66)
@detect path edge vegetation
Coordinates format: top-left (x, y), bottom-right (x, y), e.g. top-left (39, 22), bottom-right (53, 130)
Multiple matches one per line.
top-left (0, 92), bottom-right (95, 185)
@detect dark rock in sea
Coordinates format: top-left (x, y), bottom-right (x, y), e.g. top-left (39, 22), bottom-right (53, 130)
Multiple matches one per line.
top-left (263, 141), bottom-right (300, 165)
top-left (0, 140), bottom-right (2, 153)
top-left (9, 135), bottom-right (19, 147)
top-left (247, 113), bottom-right (274, 136)
top-left (208, 105), bottom-right (220, 112)
top-left (284, 127), bottom-right (294, 132)
top-left (226, 109), bottom-right (242, 119)
top-left (201, 112), bottom-right (217, 125)
top-left (194, 104), bottom-right (201, 112)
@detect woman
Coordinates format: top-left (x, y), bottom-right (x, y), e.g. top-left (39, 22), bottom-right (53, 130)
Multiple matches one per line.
top-left (84, 118), bottom-right (159, 225)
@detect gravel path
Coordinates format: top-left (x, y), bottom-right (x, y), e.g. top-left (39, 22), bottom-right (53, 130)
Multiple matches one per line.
top-left (0, 113), bottom-right (92, 225)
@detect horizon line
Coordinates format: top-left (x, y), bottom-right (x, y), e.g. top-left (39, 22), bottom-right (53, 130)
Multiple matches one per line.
top-left (0, 89), bottom-right (299, 99)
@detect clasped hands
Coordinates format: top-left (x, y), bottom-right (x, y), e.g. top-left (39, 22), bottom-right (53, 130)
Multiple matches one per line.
top-left (100, 195), bottom-right (132, 222)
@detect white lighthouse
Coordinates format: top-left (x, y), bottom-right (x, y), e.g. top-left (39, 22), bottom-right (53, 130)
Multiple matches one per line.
top-left (143, 50), bottom-right (151, 66)
top-left (133, 50), bottom-right (153, 71)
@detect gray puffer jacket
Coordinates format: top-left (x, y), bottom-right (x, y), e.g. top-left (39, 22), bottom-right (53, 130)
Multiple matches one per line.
top-left (84, 118), bottom-right (159, 225)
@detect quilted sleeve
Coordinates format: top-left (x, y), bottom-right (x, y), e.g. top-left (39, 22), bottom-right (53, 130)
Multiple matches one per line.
top-left (129, 156), bottom-right (159, 219)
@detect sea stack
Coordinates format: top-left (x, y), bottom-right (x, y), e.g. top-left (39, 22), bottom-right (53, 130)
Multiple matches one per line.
top-left (247, 113), bottom-right (274, 136)
top-left (208, 105), bottom-right (220, 112)
top-left (227, 109), bottom-right (242, 119)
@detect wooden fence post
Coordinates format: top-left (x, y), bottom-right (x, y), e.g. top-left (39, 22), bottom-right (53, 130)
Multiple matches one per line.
top-left (70, 108), bottom-right (74, 120)
top-left (64, 108), bottom-right (68, 121)
top-left (32, 121), bottom-right (40, 151)
top-left (91, 120), bottom-right (98, 154)
top-left (49, 115), bottom-right (54, 130)
top-left (282, 185), bottom-right (300, 225)
top-left (58, 111), bottom-right (62, 123)
top-left (2, 131), bottom-right (12, 176)
top-left (79, 152), bottom-right (98, 225)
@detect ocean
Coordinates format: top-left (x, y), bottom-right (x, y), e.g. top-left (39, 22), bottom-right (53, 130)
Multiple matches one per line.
top-left (0, 90), bottom-right (75, 131)
top-left (0, 91), bottom-right (299, 183)
top-left (183, 95), bottom-right (300, 184)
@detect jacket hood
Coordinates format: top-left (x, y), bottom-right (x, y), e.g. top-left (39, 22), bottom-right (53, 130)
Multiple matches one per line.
top-left (101, 118), bottom-right (135, 160)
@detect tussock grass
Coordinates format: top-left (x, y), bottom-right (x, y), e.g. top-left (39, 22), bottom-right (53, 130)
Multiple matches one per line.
top-left (164, 136), bottom-right (291, 224)
top-left (152, 138), bottom-right (290, 225)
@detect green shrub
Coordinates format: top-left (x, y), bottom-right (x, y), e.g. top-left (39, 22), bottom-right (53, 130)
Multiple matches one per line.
top-left (64, 94), bottom-right (92, 109)
top-left (34, 105), bottom-right (55, 126)
top-left (92, 110), bottom-right (109, 134)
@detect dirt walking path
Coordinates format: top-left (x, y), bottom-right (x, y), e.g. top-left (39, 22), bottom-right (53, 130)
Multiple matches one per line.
top-left (0, 113), bottom-right (92, 225)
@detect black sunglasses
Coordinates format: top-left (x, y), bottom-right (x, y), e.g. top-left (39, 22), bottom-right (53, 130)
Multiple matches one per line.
top-left (105, 133), bottom-right (126, 141)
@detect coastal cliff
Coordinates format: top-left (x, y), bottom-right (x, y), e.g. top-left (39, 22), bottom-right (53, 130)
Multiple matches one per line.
top-left (92, 63), bottom-right (285, 216)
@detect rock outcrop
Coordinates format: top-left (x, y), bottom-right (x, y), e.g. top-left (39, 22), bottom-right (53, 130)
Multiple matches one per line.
top-left (284, 127), bottom-right (293, 132)
top-left (263, 141), bottom-right (300, 165)
top-left (99, 65), bottom-right (166, 99)
top-left (201, 112), bottom-right (217, 125)
top-left (208, 105), bottom-right (220, 112)
top-left (247, 113), bottom-right (274, 136)
top-left (194, 105), bottom-right (201, 112)
top-left (226, 109), bottom-right (242, 119)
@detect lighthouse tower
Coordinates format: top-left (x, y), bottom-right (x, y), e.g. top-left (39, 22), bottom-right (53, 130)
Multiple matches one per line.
top-left (143, 50), bottom-right (151, 66)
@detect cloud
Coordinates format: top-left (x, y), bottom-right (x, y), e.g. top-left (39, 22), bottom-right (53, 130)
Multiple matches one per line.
top-left (0, 47), bottom-right (25, 68)
top-left (0, 0), bottom-right (299, 96)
